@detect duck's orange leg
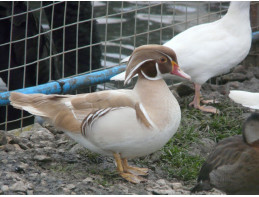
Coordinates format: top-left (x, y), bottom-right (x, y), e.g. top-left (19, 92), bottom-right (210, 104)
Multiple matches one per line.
top-left (189, 84), bottom-right (219, 114)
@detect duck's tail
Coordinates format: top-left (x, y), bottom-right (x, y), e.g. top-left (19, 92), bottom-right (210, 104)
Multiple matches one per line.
top-left (9, 92), bottom-right (81, 133)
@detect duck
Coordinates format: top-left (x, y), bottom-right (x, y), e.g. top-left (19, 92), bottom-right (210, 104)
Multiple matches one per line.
top-left (111, 1), bottom-right (252, 114)
top-left (9, 45), bottom-right (191, 184)
top-left (229, 90), bottom-right (259, 110)
top-left (191, 113), bottom-right (259, 195)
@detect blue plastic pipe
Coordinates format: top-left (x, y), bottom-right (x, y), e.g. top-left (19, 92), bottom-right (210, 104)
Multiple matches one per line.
top-left (0, 64), bottom-right (126, 106)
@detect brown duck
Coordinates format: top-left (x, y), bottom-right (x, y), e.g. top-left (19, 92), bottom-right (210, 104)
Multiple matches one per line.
top-left (191, 113), bottom-right (259, 194)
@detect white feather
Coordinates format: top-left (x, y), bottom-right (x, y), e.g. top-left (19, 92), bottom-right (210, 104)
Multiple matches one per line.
top-left (229, 90), bottom-right (259, 110)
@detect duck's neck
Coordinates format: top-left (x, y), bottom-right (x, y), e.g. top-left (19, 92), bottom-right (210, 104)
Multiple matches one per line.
top-left (133, 74), bottom-right (171, 102)
top-left (224, 1), bottom-right (250, 21)
top-left (133, 74), bottom-right (180, 129)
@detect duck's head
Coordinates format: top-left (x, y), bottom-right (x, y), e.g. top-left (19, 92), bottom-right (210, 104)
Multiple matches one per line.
top-left (124, 45), bottom-right (190, 85)
top-left (243, 113), bottom-right (259, 146)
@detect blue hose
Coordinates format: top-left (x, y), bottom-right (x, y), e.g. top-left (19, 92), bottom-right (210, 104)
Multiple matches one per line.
top-left (0, 64), bottom-right (126, 106)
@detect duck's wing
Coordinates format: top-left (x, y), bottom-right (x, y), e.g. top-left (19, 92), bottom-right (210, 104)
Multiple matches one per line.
top-left (10, 90), bottom-right (153, 133)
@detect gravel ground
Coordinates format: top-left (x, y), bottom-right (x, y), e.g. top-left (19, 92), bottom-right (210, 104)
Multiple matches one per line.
top-left (0, 60), bottom-right (258, 195)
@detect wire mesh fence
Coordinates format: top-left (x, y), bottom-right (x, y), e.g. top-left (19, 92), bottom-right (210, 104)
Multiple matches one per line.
top-left (0, 1), bottom-right (259, 130)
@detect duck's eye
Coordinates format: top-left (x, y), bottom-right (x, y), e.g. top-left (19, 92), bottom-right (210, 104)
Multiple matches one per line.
top-left (159, 57), bottom-right (167, 63)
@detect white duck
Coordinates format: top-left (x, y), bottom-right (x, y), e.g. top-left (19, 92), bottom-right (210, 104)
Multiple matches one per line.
top-left (9, 45), bottom-right (190, 184)
top-left (112, 1), bottom-right (252, 113)
top-left (229, 90), bottom-right (259, 110)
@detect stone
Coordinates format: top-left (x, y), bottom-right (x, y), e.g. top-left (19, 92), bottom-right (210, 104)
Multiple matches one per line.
top-left (175, 82), bottom-right (194, 97)
top-left (117, 184), bottom-right (129, 193)
top-left (219, 73), bottom-right (247, 83)
top-left (83, 177), bottom-right (94, 183)
top-left (19, 130), bottom-right (35, 139)
top-left (0, 131), bottom-right (7, 145)
top-left (29, 127), bottom-right (55, 142)
top-left (232, 64), bottom-right (247, 74)
top-left (156, 179), bottom-right (167, 186)
top-left (27, 190), bottom-right (34, 195)
top-left (1, 185), bottom-right (9, 192)
top-left (188, 138), bottom-right (216, 157)
top-left (10, 181), bottom-right (28, 192)
top-left (3, 144), bottom-right (16, 152)
top-left (63, 188), bottom-right (71, 194)
top-left (170, 182), bottom-right (182, 190)
top-left (67, 184), bottom-right (76, 190)
top-left (40, 172), bottom-right (47, 177)
top-left (151, 187), bottom-right (176, 195)
top-left (69, 143), bottom-right (85, 154)
top-left (33, 155), bottom-right (52, 162)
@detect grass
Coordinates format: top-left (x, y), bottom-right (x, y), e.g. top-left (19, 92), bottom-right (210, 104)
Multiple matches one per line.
top-left (158, 97), bottom-right (248, 184)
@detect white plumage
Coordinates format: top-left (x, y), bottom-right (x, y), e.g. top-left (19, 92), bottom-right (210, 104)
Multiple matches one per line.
top-left (229, 90), bottom-right (259, 110)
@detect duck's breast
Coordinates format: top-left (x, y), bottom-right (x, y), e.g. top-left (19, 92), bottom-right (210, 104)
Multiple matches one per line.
top-left (80, 106), bottom-right (179, 158)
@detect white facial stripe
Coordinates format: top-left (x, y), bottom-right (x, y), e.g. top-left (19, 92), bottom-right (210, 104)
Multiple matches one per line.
top-left (141, 62), bottom-right (164, 81)
top-left (155, 62), bottom-right (162, 76)
top-left (125, 59), bottom-right (153, 84)
top-left (155, 50), bottom-right (172, 61)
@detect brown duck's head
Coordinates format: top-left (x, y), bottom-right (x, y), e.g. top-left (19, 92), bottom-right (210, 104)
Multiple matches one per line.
top-left (243, 113), bottom-right (259, 146)
top-left (124, 45), bottom-right (190, 85)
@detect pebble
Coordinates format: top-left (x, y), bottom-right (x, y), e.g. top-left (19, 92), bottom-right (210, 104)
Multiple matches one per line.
top-left (40, 180), bottom-right (47, 186)
top-left (27, 190), bottom-right (34, 195)
top-left (33, 155), bottom-right (52, 162)
top-left (69, 143), bottom-right (85, 154)
top-left (1, 185), bottom-right (9, 192)
top-left (63, 188), bottom-right (72, 194)
top-left (40, 172), bottom-right (47, 177)
top-left (156, 179), bottom-right (167, 186)
top-left (10, 181), bottom-right (28, 192)
top-left (170, 182), bottom-right (183, 190)
top-left (150, 187), bottom-right (176, 195)
top-left (117, 184), bottom-right (128, 193)
top-left (83, 177), bottom-right (94, 183)
top-left (0, 131), bottom-right (7, 145)
top-left (30, 128), bottom-right (55, 142)
top-left (67, 184), bottom-right (76, 190)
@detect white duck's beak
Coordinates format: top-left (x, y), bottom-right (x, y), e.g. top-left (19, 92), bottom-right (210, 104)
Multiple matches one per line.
top-left (171, 61), bottom-right (191, 80)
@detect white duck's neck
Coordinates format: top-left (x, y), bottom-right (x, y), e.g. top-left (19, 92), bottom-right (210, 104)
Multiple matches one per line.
top-left (224, 1), bottom-right (250, 20)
